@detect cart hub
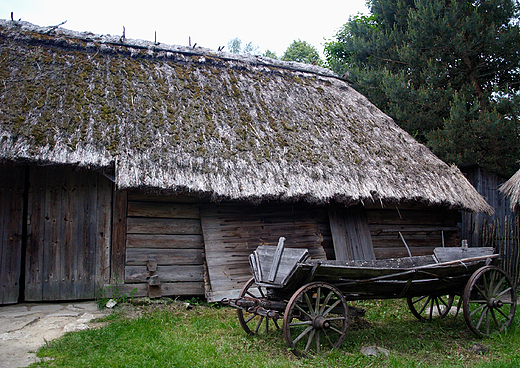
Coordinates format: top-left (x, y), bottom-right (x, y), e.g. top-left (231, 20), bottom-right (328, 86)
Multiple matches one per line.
top-left (313, 315), bottom-right (330, 330)
top-left (487, 298), bottom-right (503, 308)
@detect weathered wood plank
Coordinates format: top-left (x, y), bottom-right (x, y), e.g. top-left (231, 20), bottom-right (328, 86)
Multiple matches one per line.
top-left (42, 168), bottom-right (60, 301)
top-left (111, 190), bottom-right (127, 283)
top-left (434, 247), bottom-right (494, 263)
top-left (126, 234), bottom-right (203, 249)
top-left (367, 208), bottom-right (461, 226)
top-left (125, 265), bottom-right (204, 283)
top-left (374, 246), bottom-right (437, 259)
top-left (202, 203), bottom-right (327, 301)
top-left (25, 167), bottom-right (44, 301)
top-left (161, 282), bottom-right (205, 296)
top-left (0, 166), bottom-right (25, 304)
top-left (128, 202), bottom-right (200, 219)
top-left (126, 248), bottom-right (204, 265)
top-left (128, 192), bottom-right (207, 204)
top-left (126, 218), bottom-right (202, 235)
top-left (329, 204), bottom-right (375, 261)
top-left (96, 174), bottom-right (113, 287)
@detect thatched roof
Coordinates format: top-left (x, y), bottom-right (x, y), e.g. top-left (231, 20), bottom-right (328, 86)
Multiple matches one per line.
top-left (0, 20), bottom-right (493, 213)
top-left (500, 169), bottom-right (520, 212)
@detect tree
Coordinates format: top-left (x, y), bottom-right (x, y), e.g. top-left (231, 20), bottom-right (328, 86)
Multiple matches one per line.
top-left (263, 49), bottom-right (278, 59)
top-left (325, 0), bottom-right (520, 176)
top-left (283, 39), bottom-right (323, 65)
top-left (227, 37), bottom-right (259, 55)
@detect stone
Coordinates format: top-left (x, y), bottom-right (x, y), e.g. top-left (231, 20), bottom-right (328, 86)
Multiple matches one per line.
top-left (470, 343), bottom-right (489, 355)
top-left (361, 346), bottom-right (390, 357)
top-left (105, 299), bottom-right (117, 309)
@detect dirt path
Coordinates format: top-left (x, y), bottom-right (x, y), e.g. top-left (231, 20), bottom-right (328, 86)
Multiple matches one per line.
top-left (0, 302), bottom-right (108, 368)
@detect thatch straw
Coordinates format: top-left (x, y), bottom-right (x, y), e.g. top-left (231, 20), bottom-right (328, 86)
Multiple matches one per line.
top-left (0, 20), bottom-right (493, 214)
top-left (500, 169), bottom-right (520, 212)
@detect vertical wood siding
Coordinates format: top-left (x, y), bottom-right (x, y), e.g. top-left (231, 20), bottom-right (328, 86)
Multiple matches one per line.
top-left (25, 167), bottom-right (112, 301)
top-left (461, 167), bottom-right (515, 247)
top-left (0, 166), bottom-right (25, 304)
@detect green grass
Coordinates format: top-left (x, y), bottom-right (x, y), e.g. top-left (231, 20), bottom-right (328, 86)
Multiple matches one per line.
top-left (31, 298), bottom-right (520, 368)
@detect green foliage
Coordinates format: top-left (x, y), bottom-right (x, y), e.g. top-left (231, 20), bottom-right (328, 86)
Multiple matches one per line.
top-left (282, 39), bottom-right (323, 65)
top-left (227, 37), bottom-right (260, 55)
top-left (325, 0), bottom-right (520, 176)
top-left (31, 299), bottom-right (520, 368)
top-left (263, 49), bottom-right (278, 60)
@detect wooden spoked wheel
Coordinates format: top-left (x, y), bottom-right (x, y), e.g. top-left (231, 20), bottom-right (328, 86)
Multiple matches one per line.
top-left (283, 282), bottom-right (349, 356)
top-left (236, 277), bottom-right (281, 335)
top-left (463, 266), bottom-right (517, 337)
top-left (407, 294), bottom-right (455, 321)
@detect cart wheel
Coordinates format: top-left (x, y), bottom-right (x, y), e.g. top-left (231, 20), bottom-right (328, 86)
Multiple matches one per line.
top-left (236, 277), bottom-right (281, 335)
top-left (407, 294), bottom-right (455, 321)
top-left (463, 266), bottom-right (517, 337)
top-left (283, 282), bottom-right (349, 356)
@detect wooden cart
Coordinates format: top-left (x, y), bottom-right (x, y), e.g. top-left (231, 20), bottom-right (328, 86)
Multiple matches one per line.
top-left (227, 238), bottom-right (517, 356)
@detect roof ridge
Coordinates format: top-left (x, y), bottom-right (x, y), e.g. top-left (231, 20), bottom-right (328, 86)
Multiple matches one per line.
top-left (0, 19), bottom-right (340, 80)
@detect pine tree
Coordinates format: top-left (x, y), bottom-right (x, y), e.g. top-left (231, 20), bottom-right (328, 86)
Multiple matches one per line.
top-left (325, 0), bottom-right (520, 176)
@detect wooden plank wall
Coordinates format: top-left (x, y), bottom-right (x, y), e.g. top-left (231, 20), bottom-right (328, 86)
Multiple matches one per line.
top-left (25, 167), bottom-right (112, 301)
top-left (124, 194), bottom-right (205, 297)
top-left (329, 204), bottom-right (375, 261)
top-left (0, 166), bottom-right (26, 304)
top-left (201, 202), bottom-right (330, 302)
top-left (366, 204), bottom-right (461, 259)
top-left (461, 167), bottom-right (515, 247)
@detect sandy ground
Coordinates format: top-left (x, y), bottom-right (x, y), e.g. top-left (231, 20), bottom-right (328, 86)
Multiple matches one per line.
top-left (0, 302), bottom-right (108, 368)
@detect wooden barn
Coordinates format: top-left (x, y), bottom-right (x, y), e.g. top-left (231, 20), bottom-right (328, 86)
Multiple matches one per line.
top-left (0, 20), bottom-right (493, 304)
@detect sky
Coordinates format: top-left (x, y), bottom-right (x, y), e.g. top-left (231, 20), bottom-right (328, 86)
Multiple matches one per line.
top-left (1, 0), bottom-right (368, 58)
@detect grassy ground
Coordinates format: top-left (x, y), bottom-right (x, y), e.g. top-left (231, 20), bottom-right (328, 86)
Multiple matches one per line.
top-left (31, 297), bottom-right (520, 368)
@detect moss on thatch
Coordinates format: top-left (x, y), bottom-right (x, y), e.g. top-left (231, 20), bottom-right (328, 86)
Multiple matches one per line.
top-left (0, 20), bottom-right (493, 214)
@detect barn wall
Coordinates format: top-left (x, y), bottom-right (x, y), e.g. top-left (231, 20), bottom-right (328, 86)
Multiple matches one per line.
top-left (122, 193), bottom-right (206, 298)
top-left (0, 166), bottom-right (26, 304)
top-left (461, 167), bottom-right (516, 247)
top-left (366, 204), bottom-right (461, 259)
top-left (201, 202), bottom-right (331, 301)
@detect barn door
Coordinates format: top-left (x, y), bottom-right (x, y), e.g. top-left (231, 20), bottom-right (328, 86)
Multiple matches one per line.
top-left (0, 166), bottom-right (26, 304)
top-left (25, 167), bottom-right (112, 301)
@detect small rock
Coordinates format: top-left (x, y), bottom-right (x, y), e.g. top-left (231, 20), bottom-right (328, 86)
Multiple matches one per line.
top-left (361, 346), bottom-right (390, 357)
top-left (184, 302), bottom-right (193, 310)
top-left (470, 343), bottom-right (489, 355)
top-left (105, 299), bottom-right (117, 309)
top-left (63, 323), bottom-right (89, 333)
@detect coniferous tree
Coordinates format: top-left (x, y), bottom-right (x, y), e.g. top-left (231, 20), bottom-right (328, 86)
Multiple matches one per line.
top-left (325, 0), bottom-right (520, 176)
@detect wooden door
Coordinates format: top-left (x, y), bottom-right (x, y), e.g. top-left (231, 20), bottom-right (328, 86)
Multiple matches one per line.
top-left (0, 166), bottom-right (26, 304)
top-left (25, 167), bottom-right (112, 301)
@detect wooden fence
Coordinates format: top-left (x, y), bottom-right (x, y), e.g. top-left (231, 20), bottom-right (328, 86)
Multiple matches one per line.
top-left (480, 216), bottom-right (520, 286)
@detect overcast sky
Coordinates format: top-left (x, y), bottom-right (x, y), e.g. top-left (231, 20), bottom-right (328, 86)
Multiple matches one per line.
top-left (2, 0), bottom-right (369, 57)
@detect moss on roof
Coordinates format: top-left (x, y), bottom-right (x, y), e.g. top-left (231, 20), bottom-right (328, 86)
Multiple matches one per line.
top-left (0, 20), bottom-right (492, 213)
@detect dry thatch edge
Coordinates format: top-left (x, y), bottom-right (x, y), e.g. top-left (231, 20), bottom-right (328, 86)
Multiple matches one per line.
top-left (500, 169), bottom-right (520, 211)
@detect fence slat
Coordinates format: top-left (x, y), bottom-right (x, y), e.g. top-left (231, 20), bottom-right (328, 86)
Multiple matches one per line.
top-left (480, 216), bottom-right (519, 285)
